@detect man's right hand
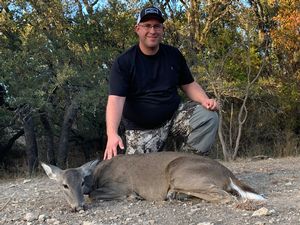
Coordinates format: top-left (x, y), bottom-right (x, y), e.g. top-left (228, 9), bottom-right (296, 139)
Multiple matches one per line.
top-left (103, 134), bottom-right (125, 160)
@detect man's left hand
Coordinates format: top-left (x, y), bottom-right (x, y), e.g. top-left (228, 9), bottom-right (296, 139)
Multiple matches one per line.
top-left (202, 99), bottom-right (219, 111)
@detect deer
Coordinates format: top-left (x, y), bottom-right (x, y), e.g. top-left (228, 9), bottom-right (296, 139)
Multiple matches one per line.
top-left (41, 152), bottom-right (266, 211)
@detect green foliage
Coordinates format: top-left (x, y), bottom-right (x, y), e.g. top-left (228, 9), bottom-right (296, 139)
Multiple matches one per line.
top-left (0, 0), bottom-right (299, 166)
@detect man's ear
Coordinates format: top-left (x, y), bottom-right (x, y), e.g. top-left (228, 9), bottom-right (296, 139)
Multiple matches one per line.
top-left (134, 24), bottom-right (139, 33)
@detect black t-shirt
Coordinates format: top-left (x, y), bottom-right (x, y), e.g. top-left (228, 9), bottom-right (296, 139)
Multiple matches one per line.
top-left (109, 43), bottom-right (194, 130)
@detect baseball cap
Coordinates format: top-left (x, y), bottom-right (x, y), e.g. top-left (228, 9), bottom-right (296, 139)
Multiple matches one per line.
top-left (137, 6), bottom-right (165, 24)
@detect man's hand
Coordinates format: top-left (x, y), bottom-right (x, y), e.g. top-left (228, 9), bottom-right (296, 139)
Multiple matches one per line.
top-left (104, 95), bottom-right (126, 160)
top-left (181, 82), bottom-right (219, 111)
top-left (202, 98), bottom-right (219, 111)
top-left (103, 134), bottom-right (124, 160)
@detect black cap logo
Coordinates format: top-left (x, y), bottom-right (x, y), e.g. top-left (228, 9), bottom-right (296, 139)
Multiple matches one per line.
top-left (137, 6), bottom-right (164, 24)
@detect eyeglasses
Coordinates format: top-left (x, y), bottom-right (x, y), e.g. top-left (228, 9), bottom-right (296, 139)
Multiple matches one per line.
top-left (138, 23), bottom-right (164, 31)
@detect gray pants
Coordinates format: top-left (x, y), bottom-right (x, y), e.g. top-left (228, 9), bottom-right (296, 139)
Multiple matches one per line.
top-left (124, 101), bottom-right (219, 155)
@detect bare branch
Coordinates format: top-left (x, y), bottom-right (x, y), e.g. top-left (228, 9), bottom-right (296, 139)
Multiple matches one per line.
top-left (0, 192), bottom-right (16, 212)
top-left (82, 0), bottom-right (93, 16)
top-left (179, 0), bottom-right (188, 8)
top-left (91, 0), bottom-right (99, 7)
top-left (198, 1), bottom-right (232, 46)
top-left (74, 0), bottom-right (84, 20)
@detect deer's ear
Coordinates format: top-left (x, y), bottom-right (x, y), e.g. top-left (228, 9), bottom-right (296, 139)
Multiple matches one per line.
top-left (41, 162), bottom-right (62, 181)
top-left (80, 159), bottom-right (99, 177)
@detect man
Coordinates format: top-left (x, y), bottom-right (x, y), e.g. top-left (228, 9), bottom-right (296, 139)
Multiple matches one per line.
top-left (104, 6), bottom-right (219, 160)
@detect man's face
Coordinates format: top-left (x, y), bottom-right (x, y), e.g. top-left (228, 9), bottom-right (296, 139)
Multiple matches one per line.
top-left (135, 19), bottom-right (164, 51)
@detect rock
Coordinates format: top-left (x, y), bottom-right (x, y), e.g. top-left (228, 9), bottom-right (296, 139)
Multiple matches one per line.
top-left (147, 220), bottom-right (155, 225)
top-left (23, 179), bottom-right (31, 184)
top-left (79, 209), bottom-right (85, 214)
top-left (82, 221), bottom-right (95, 225)
top-left (46, 218), bottom-right (60, 224)
top-left (254, 222), bottom-right (265, 225)
top-left (269, 218), bottom-right (275, 223)
top-left (38, 214), bottom-right (46, 222)
top-left (252, 207), bottom-right (270, 217)
top-left (24, 212), bottom-right (38, 222)
top-left (269, 209), bottom-right (276, 215)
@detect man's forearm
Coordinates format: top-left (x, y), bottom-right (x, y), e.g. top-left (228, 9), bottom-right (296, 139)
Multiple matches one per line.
top-left (106, 95), bottom-right (126, 136)
top-left (181, 81), bottom-right (209, 104)
top-left (181, 81), bottom-right (219, 111)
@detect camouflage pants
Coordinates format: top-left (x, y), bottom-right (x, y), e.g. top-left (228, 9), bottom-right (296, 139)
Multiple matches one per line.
top-left (125, 101), bottom-right (219, 155)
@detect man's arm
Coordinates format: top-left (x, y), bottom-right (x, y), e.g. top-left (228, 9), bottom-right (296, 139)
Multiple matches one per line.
top-left (103, 95), bottom-right (126, 160)
top-left (181, 81), bottom-right (219, 111)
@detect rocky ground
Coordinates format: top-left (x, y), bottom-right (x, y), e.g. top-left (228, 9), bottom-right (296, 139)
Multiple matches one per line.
top-left (1, 156), bottom-right (300, 225)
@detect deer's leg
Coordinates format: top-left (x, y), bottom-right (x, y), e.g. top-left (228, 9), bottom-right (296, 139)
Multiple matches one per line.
top-left (89, 185), bottom-right (129, 201)
top-left (167, 159), bottom-right (233, 203)
top-left (166, 190), bottom-right (190, 201)
top-left (168, 185), bottom-right (233, 203)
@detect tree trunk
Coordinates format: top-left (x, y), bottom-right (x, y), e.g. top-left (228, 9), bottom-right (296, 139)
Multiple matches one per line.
top-left (23, 116), bottom-right (38, 176)
top-left (0, 129), bottom-right (24, 162)
top-left (57, 101), bottom-right (79, 168)
top-left (40, 111), bottom-right (56, 165)
top-left (218, 108), bottom-right (231, 161)
top-left (187, 0), bottom-right (200, 50)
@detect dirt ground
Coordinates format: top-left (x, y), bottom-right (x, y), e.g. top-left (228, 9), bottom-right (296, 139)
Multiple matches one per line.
top-left (1, 156), bottom-right (300, 225)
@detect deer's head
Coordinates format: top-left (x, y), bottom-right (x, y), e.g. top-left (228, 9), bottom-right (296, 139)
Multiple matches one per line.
top-left (41, 160), bottom-right (99, 212)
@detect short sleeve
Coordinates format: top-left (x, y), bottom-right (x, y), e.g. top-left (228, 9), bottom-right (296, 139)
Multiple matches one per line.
top-left (177, 49), bottom-right (194, 85)
top-left (109, 56), bottom-right (130, 96)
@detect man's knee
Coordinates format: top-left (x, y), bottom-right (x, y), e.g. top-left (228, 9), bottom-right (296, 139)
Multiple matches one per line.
top-left (186, 105), bottom-right (219, 154)
top-left (206, 111), bottom-right (219, 132)
top-left (190, 105), bottom-right (219, 131)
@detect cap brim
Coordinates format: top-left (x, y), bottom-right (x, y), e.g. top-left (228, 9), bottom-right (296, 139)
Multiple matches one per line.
top-left (139, 14), bottom-right (164, 23)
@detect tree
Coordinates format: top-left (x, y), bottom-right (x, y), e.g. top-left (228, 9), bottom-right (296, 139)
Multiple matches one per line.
top-left (0, 0), bottom-right (137, 171)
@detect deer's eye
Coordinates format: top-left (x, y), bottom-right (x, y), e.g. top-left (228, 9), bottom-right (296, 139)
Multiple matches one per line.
top-left (63, 184), bottom-right (69, 189)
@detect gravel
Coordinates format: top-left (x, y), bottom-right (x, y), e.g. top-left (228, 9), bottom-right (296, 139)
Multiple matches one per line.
top-left (1, 156), bottom-right (300, 225)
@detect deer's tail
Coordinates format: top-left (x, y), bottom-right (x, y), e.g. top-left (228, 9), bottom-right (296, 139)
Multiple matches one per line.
top-left (229, 177), bottom-right (266, 201)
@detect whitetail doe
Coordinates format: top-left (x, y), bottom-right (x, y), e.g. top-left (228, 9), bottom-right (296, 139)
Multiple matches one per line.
top-left (41, 152), bottom-right (266, 211)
